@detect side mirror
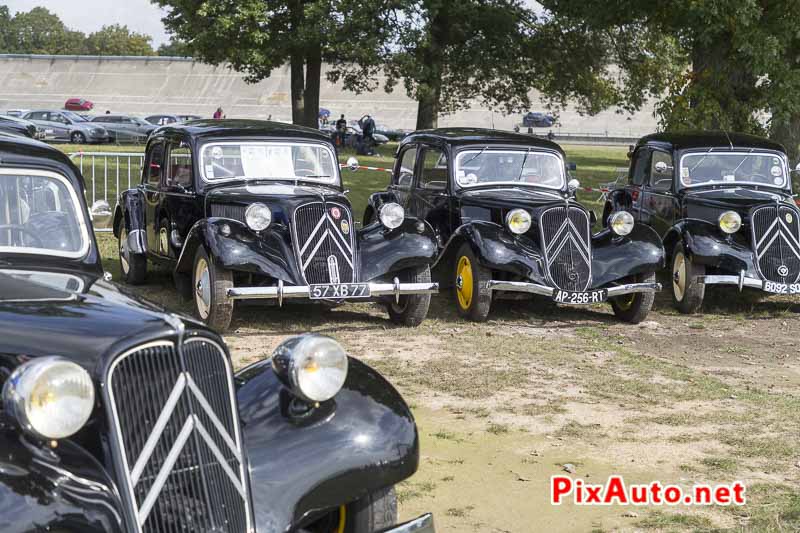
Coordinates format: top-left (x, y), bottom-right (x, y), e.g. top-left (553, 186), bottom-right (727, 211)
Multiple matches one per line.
top-left (654, 161), bottom-right (674, 174)
top-left (90, 200), bottom-right (112, 229)
top-left (347, 157), bottom-right (359, 171)
top-left (567, 162), bottom-right (577, 172)
top-left (568, 178), bottom-right (580, 193)
top-left (793, 162), bottom-right (800, 173)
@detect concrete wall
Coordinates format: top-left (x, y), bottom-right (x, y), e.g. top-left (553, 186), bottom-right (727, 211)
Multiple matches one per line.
top-left (0, 54), bottom-right (658, 136)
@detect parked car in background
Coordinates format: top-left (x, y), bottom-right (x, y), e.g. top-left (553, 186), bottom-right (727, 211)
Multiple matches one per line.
top-left (176, 113), bottom-right (202, 122)
top-left (64, 97), bottom-right (94, 111)
top-left (145, 114), bottom-right (181, 126)
top-left (0, 132), bottom-right (435, 533)
top-left (90, 114), bottom-right (155, 143)
top-left (23, 110), bottom-right (109, 144)
top-left (0, 114), bottom-right (44, 139)
top-left (5, 109), bottom-right (29, 118)
top-left (605, 131), bottom-right (800, 313)
top-left (322, 124), bottom-right (390, 148)
top-left (522, 111), bottom-right (556, 128)
top-left (113, 120), bottom-right (439, 331)
top-left (368, 128), bottom-right (664, 323)
top-left (376, 123), bottom-right (409, 141)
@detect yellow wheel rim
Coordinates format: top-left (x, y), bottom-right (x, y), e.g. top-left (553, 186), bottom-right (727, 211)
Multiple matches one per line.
top-left (336, 505), bottom-right (346, 533)
top-left (456, 256), bottom-right (473, 310)
top-left (615, 293), bottom-right (635, 311)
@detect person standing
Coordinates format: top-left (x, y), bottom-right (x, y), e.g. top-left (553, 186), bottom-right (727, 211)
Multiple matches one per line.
top-left (335, 114), bottom-right (347, 147)
top-left (213, 107), bottom-right (224, 120)
top-left (361, 114), bottom-right (376, 155)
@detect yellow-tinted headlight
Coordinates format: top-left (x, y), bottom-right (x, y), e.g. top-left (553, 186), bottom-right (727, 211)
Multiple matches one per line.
top-left (506, 209), bottom-right (532, 235)
top-left (609, 211), bottom-right (634, 236)
top-left (718, 211), bottom-right (741, 234)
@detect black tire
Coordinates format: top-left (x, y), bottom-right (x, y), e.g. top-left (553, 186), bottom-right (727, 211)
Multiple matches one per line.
top-left (671, 242), bottom-right (705, 314)
top-left (387, 264), bottom-right (432, 327)
top-left (118, 227), bottom-right (146, 285)
top-left (344, 486), bottom-right (397, 533)
top-left (610, 271), bottom-right (656, 323)
top-left (70, 131), bottom-right (86, 144)
top-left (453, 243), bottom-right (492, 321)
top-left (173, 271), bottom-right (192, 300)
top-left (192, 246), bottom-right (234, 331)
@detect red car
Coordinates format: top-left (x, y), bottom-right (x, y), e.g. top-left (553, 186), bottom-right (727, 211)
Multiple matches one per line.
top-left (64, 98), bottom-right (94, 111)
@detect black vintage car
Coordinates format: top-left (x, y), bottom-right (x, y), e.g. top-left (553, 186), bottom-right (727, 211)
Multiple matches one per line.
top-left (367, 128), bottom-right (664, 323)
top-left (113, 120), bottom-right (438, 331)
top-left (605, 131), bottom-right (800, 313)
top-left (0, 134), bottom-right (434, 532)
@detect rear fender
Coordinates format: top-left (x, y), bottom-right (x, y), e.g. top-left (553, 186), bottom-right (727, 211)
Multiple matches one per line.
top-left (590, 224), bottom-right (665, 287)
top-left (174, 218), bottom-right (303, 284)
top-left (665, 220), bottom-right (756, 276)
top-left (235, 358), bottom-right (418, 532)
top-left (0, 417), bottom-right (125, 532)
top-left (357, 217), bottom-right (438, 281)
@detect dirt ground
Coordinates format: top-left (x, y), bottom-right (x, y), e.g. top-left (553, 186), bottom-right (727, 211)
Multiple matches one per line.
top-left (103, 235), bottom-right (800, 533)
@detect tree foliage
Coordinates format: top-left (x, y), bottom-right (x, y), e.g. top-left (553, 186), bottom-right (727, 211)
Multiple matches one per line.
top-left (85, 24), bottom-right (155, 56)
top-left (157, 37), bottom-right (192, 57)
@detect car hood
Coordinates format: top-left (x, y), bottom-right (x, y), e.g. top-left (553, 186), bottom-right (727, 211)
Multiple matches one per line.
top-left (206, 181), bottom-right (349, 208)
top-left (458, 186), bottom-right (568, 211)
top-left (0, 269), bottom-right (186, 380)
top-left (682, 187), bottom-right (790, 213)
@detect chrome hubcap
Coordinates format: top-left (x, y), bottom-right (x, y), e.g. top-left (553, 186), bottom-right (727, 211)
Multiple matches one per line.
top-left (119, 230), bottom-right (130, 274)
top-left (673, 252), bottom-right (686, 302)
top-left (195, 258), bottom-right (211, 319)
top-left (456, 275), bottom-right (463, 289)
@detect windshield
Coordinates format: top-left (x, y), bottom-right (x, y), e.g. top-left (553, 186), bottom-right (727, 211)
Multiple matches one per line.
top-left (454, 149), bottom-right (565, 190)
top-left (200, 141), bottom-right (339, 185)
top-left (680, 151), bottom-right (788, 188)
top-left (62, 111), bottom-right (87, 122)
top-left (0, 170), bottom-right (90, 258)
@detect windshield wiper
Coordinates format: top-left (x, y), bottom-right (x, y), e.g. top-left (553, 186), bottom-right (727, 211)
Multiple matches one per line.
top-left (688, 147), bottom-right (715, 173)
top-left (461, 146), bottom-right (490, 167)
top-left (516, 147), bottom-right (532, 182)
top-left (730, 148), bottom-right (755, 176)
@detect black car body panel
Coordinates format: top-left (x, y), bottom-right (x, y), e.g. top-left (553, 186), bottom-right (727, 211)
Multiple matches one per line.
top-left (0, 134), bottom-right (431, 533)
top-left (371, 128), bottom-right (663, 319)
top-left (607, 131), bottom-right (799, 299)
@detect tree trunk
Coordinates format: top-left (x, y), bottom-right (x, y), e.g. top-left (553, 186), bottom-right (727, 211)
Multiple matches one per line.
top-left (415, 6), bottom-right (447, 130)
top-left (303, 42), bottom-right (322, 129)
top-left (416, 92), bottom-right (440, 130)
top-left (290, 52), bottom-right (305, 126)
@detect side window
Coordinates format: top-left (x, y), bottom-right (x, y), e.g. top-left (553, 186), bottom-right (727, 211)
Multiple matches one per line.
top-left (630, 148), bottom-right (650, 186)
top-left (395, 146), bottom-right (417, 189)
top-left (419, 147), bottom-right (448, 190)
top-left (167, 144), bottom-right (193, 189)
top-left (146, 142), bottom-right (165, 186)
top-left (650, 151), bottom-right (674, 192)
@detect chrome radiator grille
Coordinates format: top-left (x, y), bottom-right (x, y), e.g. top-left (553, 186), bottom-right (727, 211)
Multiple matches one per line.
top-left (106, 338), bottom-right (250, 533)
top-left (210, 204), bottom-right (246, 224)
top-left (292, 201), bottom-right (356, 284)
top-left (539, 205), bottom-right (592, 291)
top-left (751, 204), bottom-right (800, 283)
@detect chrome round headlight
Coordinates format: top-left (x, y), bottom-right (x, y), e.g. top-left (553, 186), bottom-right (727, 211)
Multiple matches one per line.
top-left (609, 211), bottom-right (634, 236)
top-left (718, 211), bottom-right (742, 234)
top-left (379, 203), bottom-right (404, 229)
top-left (2, 357), bottom-right (95, 440)
top-left (506, 209), bottom-right (532, 235)
top-left (245, 203), bottom-right (271, 231)
top-left (272, 335), bottom-right (349, 403)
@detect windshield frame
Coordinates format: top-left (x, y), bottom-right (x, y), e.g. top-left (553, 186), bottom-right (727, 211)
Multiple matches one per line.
top-left (0, 168), bottom-right (91, 259)
top-left (198, 140), bottom-right (341, 186)
top-left (452, 145), bottom-right (567, 191)
top-left (61, 110), bottom-right (87, 123)
top-left (677, 149), bottom-right (790, 191)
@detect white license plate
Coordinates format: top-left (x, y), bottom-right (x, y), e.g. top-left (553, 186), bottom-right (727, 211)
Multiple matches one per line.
top-left (553, 289), bottom-right (608, 305)
top-left (309, 283), bottom-right (371, 299)
top-left (763, 281), bottom-right (800, 294)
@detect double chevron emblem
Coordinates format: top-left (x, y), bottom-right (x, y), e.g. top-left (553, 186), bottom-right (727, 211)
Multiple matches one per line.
top-left (129, 372), bottom-right (245, 527)
top-left (752, 205), bottom-right (800, 283)
top-left (540, 206), bottom-right (592, 291)
top-left (296, 203), bottom-right (354, 280)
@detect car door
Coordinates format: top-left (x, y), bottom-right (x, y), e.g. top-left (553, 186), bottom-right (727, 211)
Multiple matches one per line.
top-left (412, 144), bottom-right (451, 246)
top-left (625, 146), bottom-right (650, 220)
top-left (390, 144), bottom-right (418, 210)
top-left (640, 149), bottom-right (677, 237)
top-left (142, 139), bottom-right (166, 254)
top-left (48, 112), bottom-right (72, 141)
top-left (161, 139), bottom-right (201, 258)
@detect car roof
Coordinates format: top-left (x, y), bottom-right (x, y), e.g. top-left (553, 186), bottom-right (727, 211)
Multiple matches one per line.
top-left (400, 127), bottom-right (565, 154)
top-left (0, 133), bottom-right (81, 181)
top-left (638, 131), bottom-right (786, 153)
top-left (155, 119), bottom-right (332, 142)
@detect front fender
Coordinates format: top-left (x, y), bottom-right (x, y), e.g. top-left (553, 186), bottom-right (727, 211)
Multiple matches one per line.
top-left (590, 224), bottom-right (665, 288)
top-left (439, 221), bottom-right (549, 283)
top-left (358, 217), bottom-right (438, 282)
top-left (0, 417), bottom-right (125, 532)
top-left (364, 191), bottom-right (400, 226)
top-left (175, 218), bottom-right (304, 284)
top-left (114, 189), bottom-right (147, 254)
top-left (665, 220), bottom-right (756, 276)
top-left (235, 358), bottom-right (418, 532)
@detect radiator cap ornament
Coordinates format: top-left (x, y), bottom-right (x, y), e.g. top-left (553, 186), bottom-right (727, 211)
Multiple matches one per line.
top-left (778, 265), bottom-right (789, 277)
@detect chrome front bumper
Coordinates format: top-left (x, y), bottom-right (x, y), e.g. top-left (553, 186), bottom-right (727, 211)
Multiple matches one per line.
top-left (227, 278), bottom-right (438, 306)
top-left (487, 280), bottom-right (662, 298)
top-left (700, 273), bottom-right (764, 291)
top-left (380, 513), bottom-right (435, 533)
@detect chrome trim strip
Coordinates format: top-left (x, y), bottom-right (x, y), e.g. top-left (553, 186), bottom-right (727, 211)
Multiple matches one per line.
top-left (185, 373), bottom-right (241, 461)
top-left (227, 281), bottom-right (439, 301)
top-left (700, 275), bottom-right (765, 290)
top-left (382, 513), bottom-right (435, 533)
top-left (487, 280), bottom-right (661, 298)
